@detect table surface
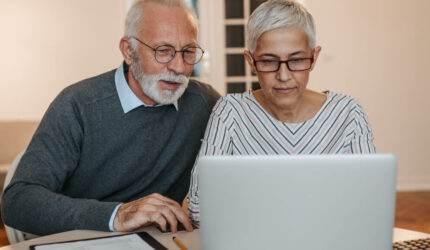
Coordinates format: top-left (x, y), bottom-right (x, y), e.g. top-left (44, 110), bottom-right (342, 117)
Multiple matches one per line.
top-left (1, 227), bottom-right (429, 250)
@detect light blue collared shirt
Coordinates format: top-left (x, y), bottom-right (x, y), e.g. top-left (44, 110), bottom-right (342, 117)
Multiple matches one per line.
top-left (114, 63), bottom-right (178, 113)
top-left (108, 63), bottom-right (178, 231)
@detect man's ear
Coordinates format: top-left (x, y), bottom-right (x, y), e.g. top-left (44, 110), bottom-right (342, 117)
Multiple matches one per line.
top-left (244, 50), bottom-right (256, 74)
top-left (119, 37), bottom-right (134, 65)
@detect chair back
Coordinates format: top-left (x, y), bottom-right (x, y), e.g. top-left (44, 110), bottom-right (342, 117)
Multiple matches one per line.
top-left (3, 150), bottom-right (39, 244)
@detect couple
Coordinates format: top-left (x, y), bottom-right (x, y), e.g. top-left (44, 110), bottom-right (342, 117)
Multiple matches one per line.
top-left (2, 0), bottom-right (374, 236)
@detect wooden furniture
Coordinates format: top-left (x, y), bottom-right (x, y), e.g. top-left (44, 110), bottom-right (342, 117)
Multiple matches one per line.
top-left (1, 227), bottom-right (429, 250)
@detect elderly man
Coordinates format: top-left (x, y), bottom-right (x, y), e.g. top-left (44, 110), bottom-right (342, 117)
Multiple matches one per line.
top-left (2, 0), bottom-right (219, 235)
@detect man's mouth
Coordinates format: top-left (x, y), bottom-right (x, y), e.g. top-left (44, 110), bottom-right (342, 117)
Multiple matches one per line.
top-left (159, 80), bottom-right (180, 90)
top-left (164, 80), bottom-right (179, 85)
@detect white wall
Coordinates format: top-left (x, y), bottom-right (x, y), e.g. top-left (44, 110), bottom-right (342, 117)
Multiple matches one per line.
top-left (305, 0), bottom-right (430, 190)
top-left (0, 0), bottom-right (125, 120)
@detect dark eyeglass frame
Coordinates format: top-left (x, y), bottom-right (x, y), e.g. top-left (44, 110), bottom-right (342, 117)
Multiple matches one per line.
top-left (130, 36), bottom-right (204, 65)
top-left (252, 56), bottom-right (315, 73)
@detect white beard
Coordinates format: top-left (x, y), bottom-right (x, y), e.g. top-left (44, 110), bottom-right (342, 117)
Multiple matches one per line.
top-left (130, 51), bottom-right (189, 105)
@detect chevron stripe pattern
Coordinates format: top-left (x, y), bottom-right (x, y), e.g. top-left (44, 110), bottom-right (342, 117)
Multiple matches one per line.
top-left (188, 91), bottom-right (375, 222)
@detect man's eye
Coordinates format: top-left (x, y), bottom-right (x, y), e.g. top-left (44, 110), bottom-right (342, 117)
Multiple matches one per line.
top-left (157, 48), bottom-right (173, 55)
top-left (184, 49), bottom-right (196, 55)
top-left (183, 47), bottom-right (197, 54)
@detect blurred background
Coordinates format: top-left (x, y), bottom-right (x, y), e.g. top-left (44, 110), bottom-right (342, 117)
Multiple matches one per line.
top-left (1, 0), bottom-right (429, 190)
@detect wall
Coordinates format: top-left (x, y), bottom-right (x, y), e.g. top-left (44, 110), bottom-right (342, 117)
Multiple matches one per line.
top-left (305, 0), bottom-right (430, 190)
top-left (0, 0), bottom-right (125, 120)
top-left (0, 0), bottom-right (125, 163)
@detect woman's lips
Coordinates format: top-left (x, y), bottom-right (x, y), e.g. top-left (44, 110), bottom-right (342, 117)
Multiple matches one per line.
top-left (274, 87), bottom-right (296, 94)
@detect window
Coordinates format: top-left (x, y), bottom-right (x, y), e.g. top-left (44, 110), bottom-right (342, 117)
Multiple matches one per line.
top-left (223, 0), bottom-right (265, 93)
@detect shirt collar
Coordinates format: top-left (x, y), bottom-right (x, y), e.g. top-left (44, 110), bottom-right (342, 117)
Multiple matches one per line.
top-left (114, 62), bottom-right (178, 113)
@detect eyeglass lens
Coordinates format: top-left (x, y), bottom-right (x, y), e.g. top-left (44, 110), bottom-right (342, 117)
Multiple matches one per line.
top-left (255, 58), bottom-right (313, 72)
top-left (155, 45), bottom-right (203, 65)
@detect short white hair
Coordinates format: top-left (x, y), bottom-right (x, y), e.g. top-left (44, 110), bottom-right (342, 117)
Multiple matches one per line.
top-left (124, 0), bottom-right (196, 49)
top-left (247, 0), bottom-right (316, 53)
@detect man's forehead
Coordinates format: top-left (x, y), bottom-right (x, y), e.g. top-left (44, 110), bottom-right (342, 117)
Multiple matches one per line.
top-left (137, 4), bottom-right (198, 45)
top-left (140, 2), bottom-right (197, 26)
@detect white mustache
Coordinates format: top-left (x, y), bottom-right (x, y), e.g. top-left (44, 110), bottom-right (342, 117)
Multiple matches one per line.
top-left (155, 72), bottom-right (189, 85)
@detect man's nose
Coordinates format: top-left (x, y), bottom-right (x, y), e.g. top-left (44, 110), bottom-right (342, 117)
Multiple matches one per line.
top-left (167, 52), bottom-right (186, 75)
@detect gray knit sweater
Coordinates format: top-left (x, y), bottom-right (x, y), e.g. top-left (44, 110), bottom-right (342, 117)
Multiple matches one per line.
top-left (1, 68), bottom-right (220, 235)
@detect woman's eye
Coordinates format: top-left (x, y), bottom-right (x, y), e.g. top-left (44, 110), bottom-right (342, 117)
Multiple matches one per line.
top-left (261, 60), bottom-right (277, 65)
top-left (289, 59), bottom-right (306, 64)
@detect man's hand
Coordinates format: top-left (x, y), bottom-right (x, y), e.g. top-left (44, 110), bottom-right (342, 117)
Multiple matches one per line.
top-left (113, 193), bottom-right (193, 233)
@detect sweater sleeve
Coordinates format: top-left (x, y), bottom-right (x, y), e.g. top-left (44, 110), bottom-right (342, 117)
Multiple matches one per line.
top-left (342, 102), bottom-right (376, 154)
top-left (187, 98), bottom-right (233, 223)
top-left (1, 89), bottom-right (120, 235)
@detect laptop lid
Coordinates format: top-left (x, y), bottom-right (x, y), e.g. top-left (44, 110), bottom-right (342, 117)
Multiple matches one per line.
top-left (198, 154), bottom-right (397, 250)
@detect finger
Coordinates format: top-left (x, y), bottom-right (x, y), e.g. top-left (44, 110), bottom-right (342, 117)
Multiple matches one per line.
top-left (158, 201), bottom-right (193, 232)
top-left (148, 212), bottom-right (168, 232)
top-left (148, 194), bottom-right (193, 232)
top-left (175, 211), bottom-right (193, 232)
top-left (154, 203), bottom-right (179, 233)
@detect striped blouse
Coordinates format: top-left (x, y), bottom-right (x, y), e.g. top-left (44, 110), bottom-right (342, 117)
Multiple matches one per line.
top-left (188, 91), bottom-right (375, 222)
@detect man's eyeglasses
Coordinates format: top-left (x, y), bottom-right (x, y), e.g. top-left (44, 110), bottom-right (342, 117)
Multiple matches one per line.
top-left (130, 36), bottom-right (204, 65)
top-left (253, 57), bottom-right (314, 72)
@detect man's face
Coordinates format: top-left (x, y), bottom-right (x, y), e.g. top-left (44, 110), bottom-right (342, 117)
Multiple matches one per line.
top-left (130, 4), bottom-right (198, 104)
top-left (130, 48), bottom-right (190, 105)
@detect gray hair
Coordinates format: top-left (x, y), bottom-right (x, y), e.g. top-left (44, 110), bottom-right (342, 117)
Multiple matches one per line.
top-left (124, 0), bottom-right (196, 49)
top-left (247, 0), bottom-right (316, 53)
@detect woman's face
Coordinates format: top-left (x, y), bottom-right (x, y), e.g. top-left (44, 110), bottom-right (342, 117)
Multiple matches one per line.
top-left (245, 26), bottom-right (321, 110)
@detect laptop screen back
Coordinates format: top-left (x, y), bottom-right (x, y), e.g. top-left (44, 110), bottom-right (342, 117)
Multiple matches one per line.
top-left (197, 154), bottom-right (397, 250)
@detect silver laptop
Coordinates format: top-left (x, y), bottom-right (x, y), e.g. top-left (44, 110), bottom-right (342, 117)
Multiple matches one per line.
top-left (197, 154), bottom-right (397, 250)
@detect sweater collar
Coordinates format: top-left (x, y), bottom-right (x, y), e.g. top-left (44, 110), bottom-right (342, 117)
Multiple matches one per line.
top-left (114, 62), bottom-right (178, 113)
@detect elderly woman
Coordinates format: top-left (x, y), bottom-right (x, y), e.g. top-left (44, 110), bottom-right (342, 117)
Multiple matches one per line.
top-left (188, 0), bottom-right (375, 222)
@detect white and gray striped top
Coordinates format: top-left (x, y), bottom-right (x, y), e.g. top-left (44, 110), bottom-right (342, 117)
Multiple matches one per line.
top-left (188, 91), bottom-right (375, 222)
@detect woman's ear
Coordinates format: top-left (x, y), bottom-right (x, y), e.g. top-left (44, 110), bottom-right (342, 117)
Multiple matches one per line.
top-left (119, 37), bottom-right (134, 65)
top-left (310, 46), bottom-right (322, 71)
top-left (244, 50), bottom-right (257, 74)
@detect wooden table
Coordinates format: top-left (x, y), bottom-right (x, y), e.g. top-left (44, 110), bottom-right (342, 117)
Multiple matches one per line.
top-left (1, 227), bottom-right (429, 250)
